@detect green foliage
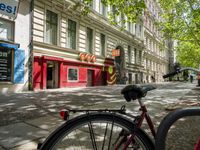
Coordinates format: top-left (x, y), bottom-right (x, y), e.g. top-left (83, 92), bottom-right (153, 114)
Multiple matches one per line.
top-left (159, 0), bottom-right (200, 68)
top-left (176, 42), bottom-right (200, 68)
top-left (74, 0), bottom-right (146, 24)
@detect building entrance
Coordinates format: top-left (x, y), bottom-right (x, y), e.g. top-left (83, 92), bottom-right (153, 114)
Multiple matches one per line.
top-left (115, 46), bottom-right (125, 84)
top-left (47, 61), bottom-right (59, 89)
top-left (87, 70), bottom-right (94, 86)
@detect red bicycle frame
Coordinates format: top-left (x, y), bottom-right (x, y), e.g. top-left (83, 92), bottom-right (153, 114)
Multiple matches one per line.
top-left (115, 98), bottom-right (156, 150)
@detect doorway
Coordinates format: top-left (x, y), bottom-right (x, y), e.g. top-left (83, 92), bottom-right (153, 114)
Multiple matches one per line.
top-left (102, 71), bottom-right (107, 85)
top-left (128, 73), bottom-right (132, 84)
top-left (114, 46), bottom-right (125, 84)
top-left (87, 70), bottom-right (94, 86)
top-left (47, 61), bottom-right (59, 89)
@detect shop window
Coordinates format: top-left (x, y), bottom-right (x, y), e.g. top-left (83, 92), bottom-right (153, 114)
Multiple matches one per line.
top-left (100, 33), bottom-right (105, 56)
top-left (0, 47), bottom-right (13, 82)
top-left (68, 68), bottom-right (78, 81)
top-left (68, 19), bottom-right (76, 50)
top-left (86, 27), bottom-right (93, 53)
top-left (0, 19), bottom-right (14, 41)
top-left (45, 10), bottom-right (58, 45)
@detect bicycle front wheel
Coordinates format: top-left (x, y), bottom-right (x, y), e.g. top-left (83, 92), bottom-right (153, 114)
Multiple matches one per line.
top-left (40, 112), bottom-right (154, 150)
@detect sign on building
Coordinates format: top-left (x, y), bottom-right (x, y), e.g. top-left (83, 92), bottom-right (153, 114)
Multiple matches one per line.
top-left (0, 0), bottom-right (19, 19)
top-left (112, 49), bottom-right (120, 57)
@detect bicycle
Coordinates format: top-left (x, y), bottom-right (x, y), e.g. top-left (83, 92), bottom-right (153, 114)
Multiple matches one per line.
top-left (38, 68), bottom-right (199, 150)
top-left (38, 84), bottom-right (157, 150)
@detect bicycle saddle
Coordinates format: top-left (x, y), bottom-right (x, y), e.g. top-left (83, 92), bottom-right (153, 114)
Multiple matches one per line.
top-left (121, 84), bottom-right (156, 102)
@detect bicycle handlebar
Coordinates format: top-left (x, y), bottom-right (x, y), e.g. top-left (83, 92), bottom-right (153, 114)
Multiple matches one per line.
top-left (155, 108), bottom-right (200, 150)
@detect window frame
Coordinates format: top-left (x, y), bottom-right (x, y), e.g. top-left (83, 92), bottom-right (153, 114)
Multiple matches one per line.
top-left (0, 18), bottom-right (15, 42)
top-left (86, 27), bottom-right (94, 54)
top-left (128, 45), bottom-right (131, 63)
top-left (100, 33), bottom-right (106, 56)
top-left (67, 67), bottom-right (79, 82)
top-left (44, 9), bottom-right (59, 45)
top-left (67, 19), bottom-right (77, 50)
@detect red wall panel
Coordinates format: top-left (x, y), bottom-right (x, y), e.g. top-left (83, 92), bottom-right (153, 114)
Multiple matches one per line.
top-left (33, 58), bottom-right (42, 90)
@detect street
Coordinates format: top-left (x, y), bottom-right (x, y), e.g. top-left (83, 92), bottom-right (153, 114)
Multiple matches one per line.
top-left (0, 81), bottom-right (199, 149)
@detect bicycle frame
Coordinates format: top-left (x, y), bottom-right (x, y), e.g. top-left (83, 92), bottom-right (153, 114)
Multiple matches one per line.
top-left (115, 98), bottom-right (156, 150)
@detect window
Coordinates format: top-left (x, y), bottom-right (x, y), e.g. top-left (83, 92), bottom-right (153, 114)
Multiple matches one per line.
top-left (112, 6), bottom-right (116, 22)
top-left (0, 47), bottom-right (12, 82)
top-left (68, 19), bottom-right (76, 49)
top-left (128, 45), bottom-right (131, 63)
top-left (45, 10), bottom-right (58, 45)
top-left (86, 27), bottom-right (93, 53)
top-left (100, 33), bottom-right (105, 56)
top-left (68, 68), bottom-right (78, 81)
top-left (100, 2), bottom-right (106, 16)
top-left (120, 14), bottom-right (125, 27)
top-left (0, 19), bottom-right (14, 41)
top-left (139, 51), bottom-right (142, 65)
top-left (128, 22), bottom-right (131, 32)
top-left (139, 24), bottom-right (142, 38)
top-left (134, 48), bottom-right (137, 64)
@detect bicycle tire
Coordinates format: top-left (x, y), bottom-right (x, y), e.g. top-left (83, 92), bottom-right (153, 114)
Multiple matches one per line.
top-left (39, 112), bottom-right (154, 150)
top-left (155, 107), bottom-right (200, 150)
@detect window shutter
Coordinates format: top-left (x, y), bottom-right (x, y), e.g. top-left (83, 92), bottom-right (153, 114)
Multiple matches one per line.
top-left (14, 49), bottom-right (25, 84)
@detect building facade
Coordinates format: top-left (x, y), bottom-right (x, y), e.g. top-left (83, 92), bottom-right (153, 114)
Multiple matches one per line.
top-left (0, 0), bottom-right (31, 93)
top-left (31, 0), bottom-right (147, 90)
top-left (0, 0), bottom-right (170, 92)
top-left (143, 0), bottom-right (169, 83)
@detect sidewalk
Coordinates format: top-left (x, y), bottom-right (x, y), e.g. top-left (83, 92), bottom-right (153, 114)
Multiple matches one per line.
top-left (0, 82), bottom-right (199, 150)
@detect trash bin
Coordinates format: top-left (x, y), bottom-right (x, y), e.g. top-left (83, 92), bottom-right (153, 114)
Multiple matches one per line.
top-left (197, 74), bottom-right (200, 86)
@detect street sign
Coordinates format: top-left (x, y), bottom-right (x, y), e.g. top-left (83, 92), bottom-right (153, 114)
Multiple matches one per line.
top-left (0, 0), bottom-right (19, 19)
top-left (112, 49), bottom-right (120, 57)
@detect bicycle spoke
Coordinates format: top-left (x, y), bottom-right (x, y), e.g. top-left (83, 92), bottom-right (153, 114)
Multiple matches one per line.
top-left (101, 123), bottom-right (108, 150)
top-left (88, 121), bottom-right (97, 150)
top-left (108, 118), bottom-right (114, 149)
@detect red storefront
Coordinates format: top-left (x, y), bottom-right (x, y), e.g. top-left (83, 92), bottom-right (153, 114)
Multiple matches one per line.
top-left (33, 54), bottom-right (116, 90)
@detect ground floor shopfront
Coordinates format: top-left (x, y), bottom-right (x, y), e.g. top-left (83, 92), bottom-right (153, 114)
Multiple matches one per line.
top-left (0, 41), bottom-right (26, 92)
top-left (33, 56), bottom-right (116, 90)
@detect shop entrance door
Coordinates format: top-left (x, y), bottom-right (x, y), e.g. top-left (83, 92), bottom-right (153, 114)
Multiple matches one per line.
top-left (102, 71), bottom-right (107, 85)
top-left (47, 61), bottom-right (59, 89)
top-left (87, 70), bottom-right (94, 86)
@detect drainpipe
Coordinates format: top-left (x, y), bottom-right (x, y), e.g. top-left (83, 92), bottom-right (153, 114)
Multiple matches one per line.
top-left (28, 0), bottom-right (34, 90)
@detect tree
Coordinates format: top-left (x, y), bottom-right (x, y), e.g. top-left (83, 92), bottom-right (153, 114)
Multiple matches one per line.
top-left (73, 0), bottom-right (200, 67)
top-left (73, 0), bottom-right (146, 24)
top-left (158, 0), bottom-right (200, 68)
top-left (176, 42), bottom-right (200, 68)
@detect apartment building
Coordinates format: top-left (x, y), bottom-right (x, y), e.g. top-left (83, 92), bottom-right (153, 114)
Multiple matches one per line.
top-left (0, 0), bottom-right (31, 92)
top-left (0, 0), bottom-right (170, 92)
top-left (143, 0), bottom-right (169, 83)
top-left (31, 0), bottom-right (145, 90)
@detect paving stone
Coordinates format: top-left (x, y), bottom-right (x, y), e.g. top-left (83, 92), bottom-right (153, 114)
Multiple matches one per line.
top-left (25, 115), bottom-right (65, 132)
top-left (0, 123), bottom-right (48, 149)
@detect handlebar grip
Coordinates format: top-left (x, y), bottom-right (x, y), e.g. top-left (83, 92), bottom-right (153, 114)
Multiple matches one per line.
top-left (163, 71), bottom-right (179, 78)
